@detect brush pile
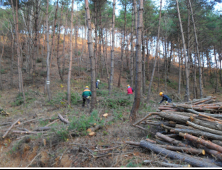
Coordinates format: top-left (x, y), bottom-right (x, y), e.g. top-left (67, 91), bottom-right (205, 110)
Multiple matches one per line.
top-left (131, 96), bottom-right (222, 167)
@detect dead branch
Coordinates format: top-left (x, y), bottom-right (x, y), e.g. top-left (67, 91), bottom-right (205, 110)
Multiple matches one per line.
top-left (2, 118), bottom-right (20, 138)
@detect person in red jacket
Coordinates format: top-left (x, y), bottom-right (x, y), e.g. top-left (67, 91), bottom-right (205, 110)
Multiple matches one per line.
top-left (127, 85), bottom-right (134, 95)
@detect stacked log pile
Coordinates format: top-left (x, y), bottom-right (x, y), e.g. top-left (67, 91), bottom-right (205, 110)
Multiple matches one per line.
top-left (131, 96), bottom-right (222, 167)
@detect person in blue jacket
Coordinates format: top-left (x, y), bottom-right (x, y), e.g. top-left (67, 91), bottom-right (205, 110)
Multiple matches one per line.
top-left (159, 92), bottom-right (172, 104)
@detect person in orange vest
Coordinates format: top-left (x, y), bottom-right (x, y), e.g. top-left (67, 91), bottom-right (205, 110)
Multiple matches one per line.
top-left (82, 86), bottom-right (92, 108)
top-left (127, 85), bottom-right (134, 95)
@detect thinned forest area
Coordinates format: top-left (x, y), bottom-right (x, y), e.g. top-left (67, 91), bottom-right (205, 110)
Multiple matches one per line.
top-left (0, 0), bottom-right (222, 168)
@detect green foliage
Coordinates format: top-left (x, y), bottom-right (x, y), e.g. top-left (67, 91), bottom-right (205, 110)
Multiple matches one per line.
top-left (11, 91), bottom-right (37, 106)
top-left (168, 80), bottom-right (178, 90)
top-left (49, 92), bottom-right (81, 106)
top-left (36, 58), bottom-right (43, 63)
top-left (53, 110), bottom-right (105, 141)
top-left (0, 69), bottom-right (6, 74)
top-left (126, 162), bottom-right (138, 167)
top-left (102, 97), bottom-right (132, 109)
top-left (96, 90), bottom-right (109, 97)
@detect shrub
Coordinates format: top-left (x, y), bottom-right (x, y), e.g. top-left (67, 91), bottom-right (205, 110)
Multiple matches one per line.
top-left (36, 58), bottom-right (42, 63)
top-left (0, 69), bottom-right (6, 74)
top-left (11, 91), bottom-right (37, 106)
top-left (49, 92), bottom-right (81, 106)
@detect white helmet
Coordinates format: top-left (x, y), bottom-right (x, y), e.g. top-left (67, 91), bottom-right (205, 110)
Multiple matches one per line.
top-left (97, 80), bottom-right (100, 82)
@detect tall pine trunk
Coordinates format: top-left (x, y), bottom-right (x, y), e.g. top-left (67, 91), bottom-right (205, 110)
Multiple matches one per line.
top-left (130, 0), bottom-right (143, 124)
top-left (146, 0), bottom-right (162, 102)
top-left (67, 0), bottom-right (74, 105)
top-left (45, 0), bottom-right (51, 101)
top-left (108, 0), bottom-right (116, 95)
top-left (85, 0), bottom-right (96, 111)
top-left (176, 0), bottom-right (190, 101)
top-left (188, 0), bottom-right (203, 98)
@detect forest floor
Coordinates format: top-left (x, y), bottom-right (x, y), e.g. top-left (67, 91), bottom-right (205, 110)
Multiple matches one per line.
top-left (0, 40), bottom-right (222, 167)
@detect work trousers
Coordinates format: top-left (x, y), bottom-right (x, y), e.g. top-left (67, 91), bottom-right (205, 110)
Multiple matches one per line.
top-left (82, 97), bottom-right (90, 107)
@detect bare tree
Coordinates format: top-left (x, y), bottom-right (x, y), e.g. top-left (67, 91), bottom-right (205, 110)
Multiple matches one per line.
top-left (85, 0), bottom-right (97, 111)
top-left (45, 0), bottom-right (51, 101)
top-left (109, 0), bottom-right (116, 95)
top-left (188, 0), bottom-right (203, 98)
top-left (130, 0), bottom-right (143, 124)
top-left (146, 0), bottom-right (162, 102)
top-left (176, 0), bottom-right (190, 101)
top-left (67, 0), bottom-right (74, 105)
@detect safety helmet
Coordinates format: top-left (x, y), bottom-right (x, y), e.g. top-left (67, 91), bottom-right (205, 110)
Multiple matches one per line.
top-left (127, 85), bottom-right (130, 87)
top-left (97, 80), bottom-right (100, 82)
top-left (85, 86), bottom-right (89, 89)
top-left (159, 92), bottom-right (163, 96)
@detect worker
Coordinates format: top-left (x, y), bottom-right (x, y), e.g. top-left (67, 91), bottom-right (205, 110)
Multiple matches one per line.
top-left (82, 86), bottom-right (92, 108)
top-left (127, 85), bottom-right (134, 95)
top-left (96, 79), bottom-right (100, 89)
top-left (159, 92), bottom-right (172, 104)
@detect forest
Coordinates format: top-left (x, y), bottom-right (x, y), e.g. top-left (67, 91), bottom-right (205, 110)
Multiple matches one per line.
top-left (0, 0), bottom-right (222, 168)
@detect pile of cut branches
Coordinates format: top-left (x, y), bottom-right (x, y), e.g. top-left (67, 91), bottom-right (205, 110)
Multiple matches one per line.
top-left (129, 96), bottom-right (222, 167)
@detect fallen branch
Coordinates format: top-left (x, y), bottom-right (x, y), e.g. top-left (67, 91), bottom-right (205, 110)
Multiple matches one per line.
top-left (34, 127), bottom-right (51, 131)
top-left (12, 130), bottom-right (43, 135)
top-left (2, 119), bottom-right (20, 138)
top-left (58, 114), bottom-right (70, 124)
top-left (26, 152), bottom-right (41, 167)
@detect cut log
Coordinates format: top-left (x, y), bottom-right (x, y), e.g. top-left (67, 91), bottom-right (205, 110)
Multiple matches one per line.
top-left (187, 109), bottom-right (222, 118)
top-left (140, 140), bottom-right (218, 167)
top-left (156, 132), bottom-right (188, 147)
top-left (190, 117), bottom-right (222, 131)
top-left (171, 129), bottom-right (222, 140)
top-left (187, 121), bottom-right (222, 136)
top-left (175, 124), bottom-right (194, 130)
top-left (2, 119), bottom-right (20, 138)
top-left (58, 114), bottom-right (70, 124)
top-left (158, 144), bottom-right (205, 155)
top-left (143, 160), bottom-right (191, 167)
top-left (179, 133), bottom-right (222, 153)
top-left (203, 147), bottom-right (222, 161)
top-left (212, 140), bottom-right (222, 147)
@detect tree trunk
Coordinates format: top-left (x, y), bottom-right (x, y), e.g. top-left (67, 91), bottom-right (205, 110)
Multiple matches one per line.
top-left (85, 0), bottom-right (96, 112)
top-left (108, 0), bottom-right (116, 95)
top-left (32, 0), bottom-right (39, 83)
top-left (12, 0), bottom-right (26, 103)
top-left (0, 36), bottom-right (5, 90)
top-left (94, 1), bottom-right (98, 78)
top-left (146, 0), bottom-right (162, 102)
top-left (61, 9), bottom-right (69, 81)
top-left (129, 0), bottom-right (143, 124)
top-left (45, 0), bottom-right (51, 100)
top-left (130, 4), bottom-right (134, 87)
top-left (67, 0), bottom-right (74, 105)
top-left (176, 0), bottom-right (190, 101)
top-left (57, 4), bottom-right (64, 82)
top-left (188, 0), bottom-right (203, 98)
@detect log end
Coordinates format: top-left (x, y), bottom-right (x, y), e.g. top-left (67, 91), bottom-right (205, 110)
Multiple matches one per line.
top-left (202, 150), bottom-right (205, 155)
top-left (190, 116), bottom-right (194, 122)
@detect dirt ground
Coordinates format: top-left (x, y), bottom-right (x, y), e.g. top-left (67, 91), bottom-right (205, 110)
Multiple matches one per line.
top-left (0, 39), bottom-right (221, 168)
